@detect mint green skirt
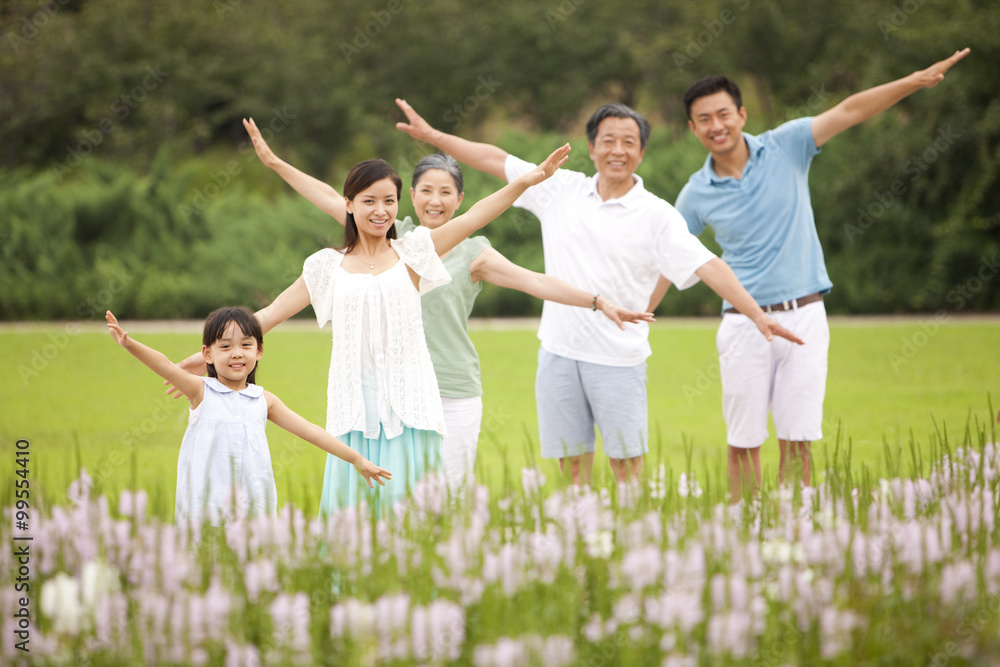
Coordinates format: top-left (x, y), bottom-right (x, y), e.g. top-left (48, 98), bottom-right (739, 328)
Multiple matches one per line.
top-left (319, 426), bottom-right (442, 518)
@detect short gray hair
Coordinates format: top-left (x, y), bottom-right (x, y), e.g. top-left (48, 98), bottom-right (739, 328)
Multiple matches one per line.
top-left (412, 153), bottom-right (464, 193)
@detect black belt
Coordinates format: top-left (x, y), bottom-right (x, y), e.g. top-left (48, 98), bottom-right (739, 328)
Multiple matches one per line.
top-left (725, 292), bottom-right (823, 315)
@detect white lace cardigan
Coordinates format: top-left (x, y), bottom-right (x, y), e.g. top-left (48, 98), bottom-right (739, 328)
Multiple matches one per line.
top-left (302, 227), bottom-right (451, 439)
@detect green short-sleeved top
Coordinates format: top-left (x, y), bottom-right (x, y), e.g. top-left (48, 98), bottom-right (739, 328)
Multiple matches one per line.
top-left (396, 217), bottom-right (492, 398)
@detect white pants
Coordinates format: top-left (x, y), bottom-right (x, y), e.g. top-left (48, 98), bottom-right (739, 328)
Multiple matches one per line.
top-left (440, 396), bottom-right (483, 493)
top-left (717, 301), bottom-right (830, 448)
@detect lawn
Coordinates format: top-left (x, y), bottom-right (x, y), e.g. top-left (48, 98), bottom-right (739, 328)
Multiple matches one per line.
top-left (1, 315), bottom-right (997, 517)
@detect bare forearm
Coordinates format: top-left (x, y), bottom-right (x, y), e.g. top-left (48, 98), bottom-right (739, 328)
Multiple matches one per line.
top-left (833, 75), bottom-right (922, 124)
top-left (696, 258), bottom-right (766, 322)
top-left (812, 48), bottom-right (969, 146)
top-left (425, 129), bottom-right (509, 181)
top-left (269, 158), bottom-right (347, 223)
top-left (304, 424), bottom-right (361, 464)
top-left (431, 179), bottom-right (529, 254)
top-left (523, 273), bottom-right (593, 308)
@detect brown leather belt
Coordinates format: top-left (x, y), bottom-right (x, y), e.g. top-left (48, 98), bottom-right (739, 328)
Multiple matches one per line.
top-left (725, 292), bottom-right (823, 315)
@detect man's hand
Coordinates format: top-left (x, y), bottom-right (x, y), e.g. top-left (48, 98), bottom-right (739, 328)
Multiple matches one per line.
top-left (912, 48), bottom-right (970, 89)
top-left (395, 98), bottom-right (437, 144)
top-left (596, 297), bottom-right (656, 331)
top-left (751, 314), bottom-right (804, 345)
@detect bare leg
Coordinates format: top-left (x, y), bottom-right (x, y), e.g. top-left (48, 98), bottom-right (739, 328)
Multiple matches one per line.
top-left (778, 439), bottom-right (812, 487)
top-left (559, 452), bottom-right (595, 486)
top-left (609, 454), bottom-right (644, 484)
top-left (728, 445), bottom-right (761, 504)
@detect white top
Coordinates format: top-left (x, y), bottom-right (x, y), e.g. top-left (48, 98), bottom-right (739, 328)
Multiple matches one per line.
top-left (505, 155), bottom-right (717, 366)
top-left (176, 377), bottom-right (277, 525)
top-left (302, 226), bottom-right (451, 438)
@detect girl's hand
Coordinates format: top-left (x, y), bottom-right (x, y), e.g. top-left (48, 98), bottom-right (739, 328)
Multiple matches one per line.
top-left (354, 458), bottom-right (393, 488)
top-left (106, 311), bottom-right (131, 348)
top-left (596, 297), bottom-right (656, 331)
top-left (519, 143), bottom-right (571, 187)
top-left (243, 117), bottom-right (279, 168)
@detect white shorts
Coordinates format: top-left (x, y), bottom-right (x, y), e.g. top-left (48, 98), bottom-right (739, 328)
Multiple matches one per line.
top-left (440, 396), bottom-right (483, 492)
top-left (717, 301), bottom-right (830, 449)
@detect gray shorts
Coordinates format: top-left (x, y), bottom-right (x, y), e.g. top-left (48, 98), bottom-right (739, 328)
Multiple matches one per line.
top-left (535, 348), bottom-right (648, 460)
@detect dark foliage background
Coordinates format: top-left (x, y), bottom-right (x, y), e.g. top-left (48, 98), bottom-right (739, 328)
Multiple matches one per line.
top-left (1, 0), bottom-right (997, 319)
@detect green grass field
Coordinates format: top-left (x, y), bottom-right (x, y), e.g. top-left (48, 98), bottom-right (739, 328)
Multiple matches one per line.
top-left (1, 316), bottom-right (997, 517)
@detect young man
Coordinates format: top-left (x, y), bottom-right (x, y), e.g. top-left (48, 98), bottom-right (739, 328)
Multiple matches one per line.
top-left (675, 48), bottom-right (969, 503)
top-left (395, 99), bottom-right (802, 486)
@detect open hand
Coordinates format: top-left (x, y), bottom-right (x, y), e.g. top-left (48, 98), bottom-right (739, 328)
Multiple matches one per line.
top-left (106, 311), bottom-right (131, 347)
top-left (521, 143), bottom-right (571, 187)
top-left (355, 458), bottom-right (393, 488)
top-left (395, 98), bottom-right (436, 143)
top-left (752, 315), bottom-right (805, 345)
top-left (915, 47), bottom-right (970, 89)
top-left (243, 117), bottom-right (279, 168)
top-left (596, 297), bottom-right (656, 331)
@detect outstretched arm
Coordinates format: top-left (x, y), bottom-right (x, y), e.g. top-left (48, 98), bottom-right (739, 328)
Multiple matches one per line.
top-left (265, 392), bottom-right (392, 488)
top-left (244, 117), bottom-right (347, 224)
top-left (470, 248), bottom-right (655, 330)
top-left (107, 311), bottom-right (206, 407)
top-left (811, 48), bottom-right (969, 147)
top-left (427, 144), bottom-right (569, 258)
top-left (694, 259), bottom-right (805, 344)
top-left (395, 98), bottom-right (510, 181)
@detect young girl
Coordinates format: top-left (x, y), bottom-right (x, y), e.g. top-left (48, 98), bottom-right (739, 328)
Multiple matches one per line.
top-left (106, 307), bottom-right (391, 524)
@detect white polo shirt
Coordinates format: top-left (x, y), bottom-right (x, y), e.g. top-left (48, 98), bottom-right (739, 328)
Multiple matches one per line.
top-left (505, 155), bottom-right (716, 366)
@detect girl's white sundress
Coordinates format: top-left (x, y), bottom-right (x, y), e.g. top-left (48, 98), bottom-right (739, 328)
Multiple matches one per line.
top-left (175, 376), bottom-right (277, 525)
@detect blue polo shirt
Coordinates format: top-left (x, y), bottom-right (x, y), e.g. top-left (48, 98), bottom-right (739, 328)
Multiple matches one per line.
top-left (675, 117), bottom-right (833, 311)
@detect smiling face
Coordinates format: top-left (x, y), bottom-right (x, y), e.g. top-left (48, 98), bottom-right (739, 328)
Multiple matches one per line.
top-left (588, 116), bottom-right (646, 187)
top-left (202, 320), bottom-right (262, 390)
top-left (409, 168), bottom-right (464, 230)
top-left (345, 178), bottom-right (399, 240)
top-left (687, 90), bottom-right (747, 158)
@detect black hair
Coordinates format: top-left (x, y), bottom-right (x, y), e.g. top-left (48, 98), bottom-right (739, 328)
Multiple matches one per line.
top-left (585, 103), bottom-right (651, 149)
top-left (683, 76), bottom-right (743, 120)
top-left (202, 306), bottom-right (263, 385)
top-left (339, 159), bottom-right (402, 253)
